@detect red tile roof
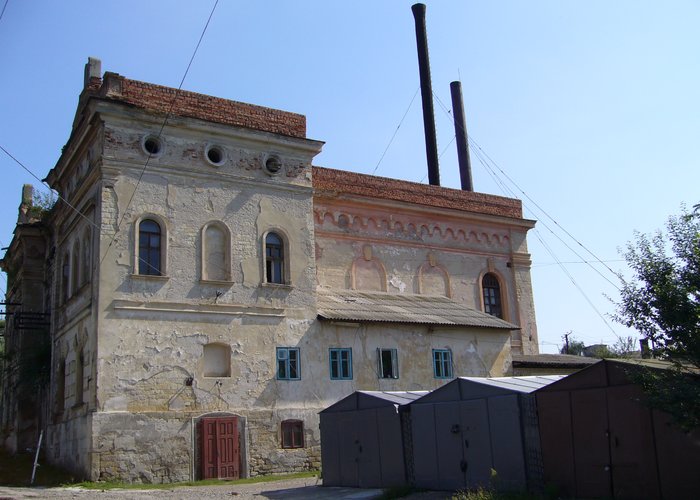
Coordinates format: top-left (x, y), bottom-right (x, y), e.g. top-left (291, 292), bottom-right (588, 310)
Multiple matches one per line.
top-left (88, 73), bottom-right (306, 138)
top-left (313, 166), bottom-right (523, 219)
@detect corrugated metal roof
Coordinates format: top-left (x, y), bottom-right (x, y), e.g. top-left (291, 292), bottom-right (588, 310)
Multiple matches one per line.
top-left (459, 375), bottom-right (566, 393)
top-left (317, 288), bottom-right (518, 329)
top-left (609, 357), bottom-right (700, 373)
top-left (512, 354), bottom-right (599, 367)
top-left (358, 390), bottom-right (430, 406)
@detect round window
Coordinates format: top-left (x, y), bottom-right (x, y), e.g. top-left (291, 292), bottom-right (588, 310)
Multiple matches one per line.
top-left (143, 136), bottom-right (162, 156)
top-left (264, 155), bottom-right (282, 175)
top-left (205, 145), bottom-right (225, 166)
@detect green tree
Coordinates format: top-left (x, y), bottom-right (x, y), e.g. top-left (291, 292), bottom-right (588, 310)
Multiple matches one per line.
top-left (559, 331), bottom-right (585, 355)
top-left (614, 205), bottom-right (700, 429)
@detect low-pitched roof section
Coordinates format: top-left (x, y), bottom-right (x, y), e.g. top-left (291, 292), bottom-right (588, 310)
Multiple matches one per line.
top-left (320, 390), bottom-right (429, 414)
top-left (313, 166), bottom-right (525, 219)
top-left (317, 288), bottom-right (518, 329)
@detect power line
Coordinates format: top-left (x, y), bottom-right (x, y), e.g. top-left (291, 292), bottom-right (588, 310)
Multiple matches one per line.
top-left (430, 89), bottom-right (621, 293)
top-left (0, 144), bottom-right (100, 231)
top-left (100, 0), bottom-right (219, 266)
top-left (372, 87), bottom-right (420, 175)
top-left (0, 0), bottom-right (9, 23)
top-left (532, 228), bottom-right (617, 335)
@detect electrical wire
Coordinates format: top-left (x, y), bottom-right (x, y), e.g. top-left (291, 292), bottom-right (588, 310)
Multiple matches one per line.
top-left (0, 0), bottom-right (9, 23)
top-left (0, 145), bottom-right (99, 231)
top-left (99, 0), bottom-right (219, 266)
top-left (372, 87), bottom-right (420, 175)
top-left (430, 89), bottom-right (622, 335)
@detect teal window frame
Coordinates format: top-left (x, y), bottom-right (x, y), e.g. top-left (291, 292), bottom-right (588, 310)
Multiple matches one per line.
top-left (276, 347), bottom-right (300, 380)
top-left (378, 348), bottom-right (399, 379)
top-left (329, 348), bottom-right (353, 380)
top-left (433, 349), bottom-right (453, 379)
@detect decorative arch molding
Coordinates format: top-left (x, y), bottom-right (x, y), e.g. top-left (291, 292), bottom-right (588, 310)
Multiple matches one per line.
top-left (314, 208), bottom-right (510, 248)
top-left (201, 221), bottom-right (232, 282)
top-left (417, 252), bottom-right (452, 297)
top-left (349, 244), bottom-right (387, 292)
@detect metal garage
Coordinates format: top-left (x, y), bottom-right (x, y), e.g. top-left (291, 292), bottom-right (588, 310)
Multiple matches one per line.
top-left (319, 390), bottom-right (428, 488)
top-left (535, 358), bottom-right (700, 499)
top-left (409, 375), bottom-right (563, 492)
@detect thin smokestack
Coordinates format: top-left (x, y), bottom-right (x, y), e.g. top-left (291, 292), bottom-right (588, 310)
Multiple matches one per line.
top-left (450, 81), bottom-right (474, 191)
top-left (411, 3), bottom-right (440, 186)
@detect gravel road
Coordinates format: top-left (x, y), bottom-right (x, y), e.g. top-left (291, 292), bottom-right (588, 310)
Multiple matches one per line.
top-left (0, 477), bottom-right (451, 500)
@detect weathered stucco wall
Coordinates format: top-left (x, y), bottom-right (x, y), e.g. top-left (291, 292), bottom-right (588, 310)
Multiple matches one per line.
top-left (88, 106), bottom-right (323, 481)
top-left (30, 71), bottom-right (540, 483)
top-left (313, 195), bottom-right (539, 356)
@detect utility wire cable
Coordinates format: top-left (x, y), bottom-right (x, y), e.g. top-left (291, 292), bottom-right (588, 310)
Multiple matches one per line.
top-left (100, 0), bottom-right (219, 265)
top-left (416, 134), bottom-right (455, 184)
top-left (470, 142), bottom-right (620, 290)
top-left (453, 114), bottom-right (620, 331)
top-left (0, 0), bottom-right (9, 23)
top-left (0, 144), bottom-right (99, 231)
top-left (532, 228), bottom-right (617, 335)
top-left (372, 87), bottom-right (420, 175)
top-left (470, 143), bottom-right (620, 291)
top-left (469, 138), bottom-right (620, 279)
top-left (431, 89), bottom-right (620, 285)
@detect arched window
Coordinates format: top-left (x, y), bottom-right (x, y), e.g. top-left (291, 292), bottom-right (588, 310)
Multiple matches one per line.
top-left (82, 229), bottom-right (91, 286)
top-left (71, 241), bottom-right (80, 295)
top-left (203, 343), bottom-right (231, 377)
top-left (138, 219), bottom-right (162, 275)
top-left (202, 222), bottom-right (230, 281)
top-left (75, 348), bottom-right (84, 405)
top-left (55, 359), bottom-right (66, 416)
top-left (265, 232), bottom-right (285, 284)
top-left (482, 273), bottom-right (503, 318)
top-left (61, 253), bottom-right (70, 304)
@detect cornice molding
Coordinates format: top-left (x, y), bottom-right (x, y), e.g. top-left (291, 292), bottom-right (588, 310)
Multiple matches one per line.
top-left (314, 208), bottom-right (512, 249)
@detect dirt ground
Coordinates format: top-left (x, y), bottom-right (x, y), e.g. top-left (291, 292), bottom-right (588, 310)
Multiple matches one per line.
top-left (0, 477), bottom-right (451, 500)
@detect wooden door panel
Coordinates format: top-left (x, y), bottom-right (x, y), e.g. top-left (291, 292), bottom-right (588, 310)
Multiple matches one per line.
top-left (200, 417), bottom-right (240, 480)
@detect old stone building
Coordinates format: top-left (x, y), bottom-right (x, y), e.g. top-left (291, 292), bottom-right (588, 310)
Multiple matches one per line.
top-left (0, 58), bottom-right (538, 482)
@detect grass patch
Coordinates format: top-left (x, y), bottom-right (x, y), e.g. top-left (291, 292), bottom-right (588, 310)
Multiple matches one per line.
top-left (451, 489), bottom-right (543, 500)
top-left (0, 447), bottom-right (318, 490)
top-left (73, 470), bottom-right (319, 490)
top-left (0, 449), bottom-right (77, 487)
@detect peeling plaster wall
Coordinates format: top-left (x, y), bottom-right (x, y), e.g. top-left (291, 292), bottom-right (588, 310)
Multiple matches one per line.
top-left (87, 109), bottom-right (323, 481)
top-left (34, 91), bottom-right (538, 483)
top-left (313, 197), bottom-right (539, 355)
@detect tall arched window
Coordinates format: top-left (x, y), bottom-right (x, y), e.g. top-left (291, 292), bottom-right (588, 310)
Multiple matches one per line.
top-left (265, 232), bottom-right (285, 284)
top-left (482, 273), bottom-right (503, 318)
top-left (82, 229), bottom-right (91, 286)
top-left (71, 241), bottom-right (80, 295)
top-left (61, 253), bottom-right (70, 304)
top-left (75, 348), bottom-right (84, 405)
top-left (138, 219), bottom-right (162, 275)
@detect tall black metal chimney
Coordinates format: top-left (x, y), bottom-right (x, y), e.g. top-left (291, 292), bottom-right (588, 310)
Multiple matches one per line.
top-left (411, 3), bottom-right (440, 186)
top-left (450, 81), bottom-right (474, 191)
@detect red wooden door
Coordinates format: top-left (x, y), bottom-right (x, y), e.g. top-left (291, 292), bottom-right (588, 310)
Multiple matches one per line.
top-left (200, 417), bottom-right (239, 480)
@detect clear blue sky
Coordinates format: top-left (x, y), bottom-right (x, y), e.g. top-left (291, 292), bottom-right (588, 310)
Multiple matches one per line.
top-left (1, 1), bottom-right (698, 353)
